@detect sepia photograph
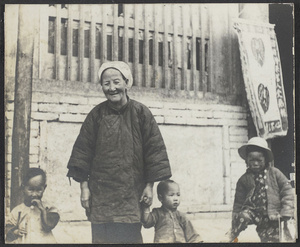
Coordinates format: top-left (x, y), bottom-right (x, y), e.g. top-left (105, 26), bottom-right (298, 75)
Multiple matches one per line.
top-left (3, 2), bottom-right (298, 244)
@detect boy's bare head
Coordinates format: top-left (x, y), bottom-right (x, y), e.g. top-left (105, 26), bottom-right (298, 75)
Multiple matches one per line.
top-left (157, 179), bottom-right (177, 196)
top-left (22, 167), bottom-right (46, 186)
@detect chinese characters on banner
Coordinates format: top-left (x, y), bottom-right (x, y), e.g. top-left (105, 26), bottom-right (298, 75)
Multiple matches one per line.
top-left (233, 18), bottom-right (288, 140)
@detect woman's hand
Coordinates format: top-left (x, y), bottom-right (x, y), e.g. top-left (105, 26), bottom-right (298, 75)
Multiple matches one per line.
top-left (140, 182), bottom-right (154, 207)
top-left (80, 181), bottom-right (91, 213)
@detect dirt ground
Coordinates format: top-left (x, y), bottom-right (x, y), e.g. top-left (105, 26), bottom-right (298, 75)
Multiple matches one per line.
top-left (52, 215), bottom-right (262, 244)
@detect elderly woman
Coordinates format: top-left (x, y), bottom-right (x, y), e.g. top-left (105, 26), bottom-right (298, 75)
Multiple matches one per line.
top-left (67, 61), bottom-right (172, 244)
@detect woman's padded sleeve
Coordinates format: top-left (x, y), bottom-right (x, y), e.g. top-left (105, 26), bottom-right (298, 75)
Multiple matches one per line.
top-left (66, 167), bottom-right (89, 182)
top-left (140, 106), bottom-right (171, 182)
top-left (67, 110), bottom-right (97, 180)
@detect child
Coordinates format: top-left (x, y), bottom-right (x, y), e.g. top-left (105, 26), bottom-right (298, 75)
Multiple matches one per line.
top-left (6, 168), bottom-right (60, 243)
top-left (228, 137), bottom-right (294, 242)
top-left (141, 179), bottom-right (202, 243)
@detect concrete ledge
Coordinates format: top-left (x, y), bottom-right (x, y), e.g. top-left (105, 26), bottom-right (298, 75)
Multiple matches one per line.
top-left (59, 113), bottom-right (87, 123)
top-left (229, 135), bottom-right (248, 142)
top-left (31, 112), bottom-right (59, 121)
top-left (30, 78), bottom-right (244, 106)
top-left (229, 126), bottom-right (248, 135)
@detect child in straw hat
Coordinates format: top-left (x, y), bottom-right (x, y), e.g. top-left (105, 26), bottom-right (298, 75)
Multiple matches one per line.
top-left (228, 137), bottom-right (294, 242)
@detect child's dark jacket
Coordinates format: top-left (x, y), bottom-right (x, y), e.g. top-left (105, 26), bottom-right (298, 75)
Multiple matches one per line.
top-left (233, 166), bottom-right (294, 218)
top-left (67, 98), bottom-right (171, 224)
top-left (142, 207), bottom-right (202, 243)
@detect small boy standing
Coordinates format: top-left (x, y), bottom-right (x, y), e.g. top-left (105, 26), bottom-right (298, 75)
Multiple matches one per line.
top-left (141, 179), bottom-right (202, 243)
top-left (6, 168), bottom-right (60, 243)
top-left (228, 137), bottom-right (294, 242)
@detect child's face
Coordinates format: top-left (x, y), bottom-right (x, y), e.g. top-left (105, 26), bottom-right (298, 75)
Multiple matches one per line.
top-left (23, 175), bottom-right (46, 206)
top-left (246, 151), bottom-right (266, 173)
top-left (159, 183), bottom-right (180, 211)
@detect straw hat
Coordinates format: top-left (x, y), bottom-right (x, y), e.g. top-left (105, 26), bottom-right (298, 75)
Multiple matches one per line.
top-left (98, 61), bottom-right (133, 89)
top-left (238, 137), bottom-right (273, 162)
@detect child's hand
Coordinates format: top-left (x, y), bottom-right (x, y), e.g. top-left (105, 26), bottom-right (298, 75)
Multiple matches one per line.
top-left (281, 216), bottom-right (291, 221)
top-left (13, 228), bottom-right (27, 238)
top-left (269, 214), bottom-right (280, 221)
top-left (31, 199), bottom-right (44, 210)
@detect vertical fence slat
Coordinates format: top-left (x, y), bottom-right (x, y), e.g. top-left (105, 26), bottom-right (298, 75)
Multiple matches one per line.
top-left (113, 4), bottom-right (119, 61)
top-left (153, 4), bottom-right (159, 88)
top-left (79, 5), bottom-right (84, 81)
top-left (227, 5), bottom-right (233, 94)
top-left (123, 5), bottom-right (129, 63)
top-left (67, 5), bottom-right (73, 81)
top-left (90, 7), bottom-right (96, 83)
top-left (35, 5), bottom-right (40, 79)
top-left (208, 5), bottom-right (213, 93)
top-left (222, 125), bottom-right (230, 204)
top-left (163, 5), bottom-right (169, 89)
top-left (42, 4), bottom-right (214, 93)
top-left (181, 5), bottom-right (187, 91)
top-left (55, 5), bottom-right (61, 80)
top-left (200, 5), bottom-right (206, 94)
top-left (101, 5), bottom-right (107, 64)
top-left (39, 5), bottom-right (48, 79)
top-left (191, 5), bottom-right (197, 94)
top-left (144, 5), bottom-right (150, 88)
top-left (134, 4), bottom-right (140, 87)
top-left (172, 4), bottom-right (179, 91)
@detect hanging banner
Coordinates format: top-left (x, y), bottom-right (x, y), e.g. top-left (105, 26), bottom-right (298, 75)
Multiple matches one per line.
top-left (233, 18), bottom-right (288, 139)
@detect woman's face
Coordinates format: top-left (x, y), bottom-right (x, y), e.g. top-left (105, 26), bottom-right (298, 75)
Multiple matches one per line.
top-left (101, 68), bottom-right (128, 108)
top-left (246, 151), bottom-right (266, 173)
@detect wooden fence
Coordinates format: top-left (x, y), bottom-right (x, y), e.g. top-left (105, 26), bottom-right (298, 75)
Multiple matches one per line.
top-left (38, 4), bottom-right (212, 96)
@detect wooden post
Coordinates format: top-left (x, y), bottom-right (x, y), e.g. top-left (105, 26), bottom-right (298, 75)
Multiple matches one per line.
top-left (101, 5), bottom-right (107, 64)
top-left (134, 4), bottom-right (140, 87)
top-left (181, 5), bottom-right (187, 91)
top-left (163, 5), bottom-right (169, 90)
top-left (113, 4), bottom-right (119, 61)
top-left (200, 5), bottom-right (205, 92)
top-left (144, 5), bottom-right (150, 88)
top-left (11, 5), bottom-right (38, 210)
top-left (79, 6), bottom-right (84, 82)
top-left (90, 7), bottom-right (96, 83)
top-left (55, 5), bottom-right (61, 80)
top-left (190, 5), bottom-right (197, 95)
top-left (67, 5), bottom-right (73, 81)
top-left (153, 4), bottom-right (159, 88)
top-left (172, 4), bottom-right (178, 91)
top-left (123, 5), bottom-right (129, 63)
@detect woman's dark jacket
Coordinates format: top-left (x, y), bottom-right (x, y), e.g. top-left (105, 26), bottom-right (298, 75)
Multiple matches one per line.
top-left (232, 166), bottom-right (294, 219)
top-left (67, 98), bottom-right (171, 223)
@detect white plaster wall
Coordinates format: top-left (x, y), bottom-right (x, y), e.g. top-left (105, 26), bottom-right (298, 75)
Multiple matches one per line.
top-left (5, 78), bottom-right (248, 221)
